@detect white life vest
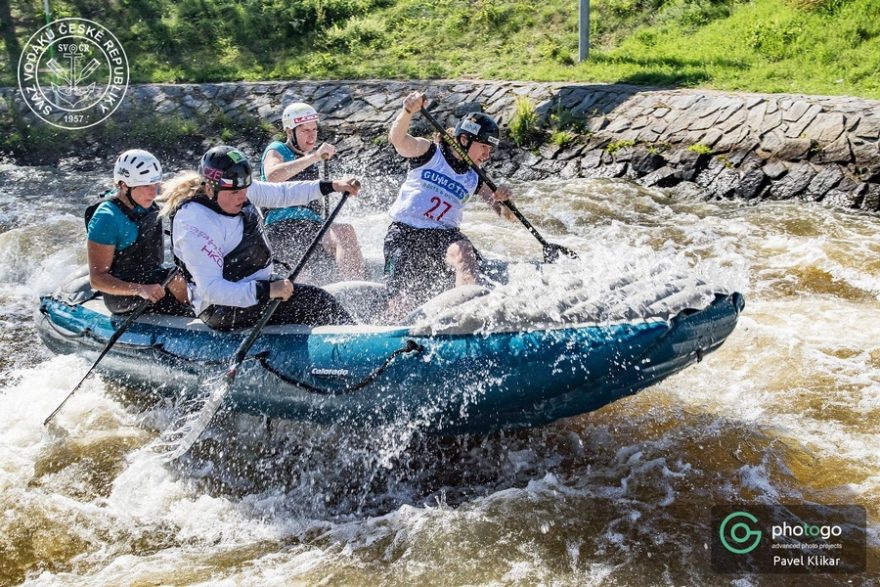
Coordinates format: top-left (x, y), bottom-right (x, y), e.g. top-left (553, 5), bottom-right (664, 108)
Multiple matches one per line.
top-left (389, 145), bottom-right (480, 229)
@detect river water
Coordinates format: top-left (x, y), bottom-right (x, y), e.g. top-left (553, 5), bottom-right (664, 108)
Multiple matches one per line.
top-left (0, 162), bottom-right (878, 586)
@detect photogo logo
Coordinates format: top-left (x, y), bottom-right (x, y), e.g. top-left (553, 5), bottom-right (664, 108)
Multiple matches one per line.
top-left (718, 511), bottom-right (762, 555)
top-left (17, 18), bottom-right (129, 130)
top-left (771, 520), bottom-right (843, 541)
top-left (710, 505), bottom-right (866, 574)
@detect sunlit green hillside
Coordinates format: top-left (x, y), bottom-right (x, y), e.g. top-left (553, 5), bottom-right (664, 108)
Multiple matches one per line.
top-left (1, 0), bottom-right (878, 96)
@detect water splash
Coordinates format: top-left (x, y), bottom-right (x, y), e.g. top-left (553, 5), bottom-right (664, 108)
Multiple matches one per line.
top-left (410, 239), bottom-right (746, 335)
top-left (2, 172), bottom-right (879, 585)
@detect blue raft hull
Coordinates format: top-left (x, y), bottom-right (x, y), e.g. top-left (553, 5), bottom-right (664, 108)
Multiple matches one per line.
top-left (36, 293), bottom-right (744, 434)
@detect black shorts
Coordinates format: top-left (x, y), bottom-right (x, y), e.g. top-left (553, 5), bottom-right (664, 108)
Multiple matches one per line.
top-left (383, 222), bottom-right (475, 303)
top-left (103, 267), bottom-right (194, 317)
top-left (198, 283), bottom-right (353, 331)
top-left (265, 219), bottom-right (338, 283)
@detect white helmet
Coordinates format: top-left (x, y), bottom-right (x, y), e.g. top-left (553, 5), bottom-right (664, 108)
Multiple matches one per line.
top-left (113, 149), bottom-right (162, 187)
top-left (282, 102), bottom-right (319, 130)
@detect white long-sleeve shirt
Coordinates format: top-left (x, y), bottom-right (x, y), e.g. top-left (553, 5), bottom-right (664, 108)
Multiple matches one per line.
top-left (173, 180), bottom-right (322, 314)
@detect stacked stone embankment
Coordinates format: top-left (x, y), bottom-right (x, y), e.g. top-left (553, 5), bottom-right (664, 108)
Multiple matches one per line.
top-left (4, 80), bottom-right (879, 210)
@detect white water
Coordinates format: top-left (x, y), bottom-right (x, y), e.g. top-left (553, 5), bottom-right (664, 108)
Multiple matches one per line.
top-left (1, 168), bottom-right (878, 585)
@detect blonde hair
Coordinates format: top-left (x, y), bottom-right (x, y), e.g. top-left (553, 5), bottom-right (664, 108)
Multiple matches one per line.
top-left (158, 171), bottom-right (203, 218)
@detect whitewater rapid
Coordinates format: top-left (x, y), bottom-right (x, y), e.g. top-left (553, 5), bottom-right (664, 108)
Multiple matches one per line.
top-left (1, 167), bottom-right (877, 585)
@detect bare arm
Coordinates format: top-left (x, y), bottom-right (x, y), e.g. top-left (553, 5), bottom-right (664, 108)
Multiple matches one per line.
top-left (87, 240), bottom-right (165, 302)
top-left (264, 143), bottom-right (336, 182)
top-left (389, 92), bottom-right (432, 158)
top-left (478, 183), bottom-right (517, 221)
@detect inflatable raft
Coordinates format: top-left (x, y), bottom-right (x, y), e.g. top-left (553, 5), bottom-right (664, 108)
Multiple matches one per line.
top-left (36, 279), bottom-right (744, 434)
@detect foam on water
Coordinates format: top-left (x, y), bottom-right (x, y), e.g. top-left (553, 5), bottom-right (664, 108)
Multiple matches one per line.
top-left (1, 173), bottom-right (879, 584)
top-left (410, 244), bottom-right (742, 334)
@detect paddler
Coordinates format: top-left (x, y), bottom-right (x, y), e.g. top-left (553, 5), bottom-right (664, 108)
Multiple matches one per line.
top-left (384, 92), bottom-right (516, 316)
top-left (86, 149), bottom-right (192, 316)
top-left (160, 145), bottom-right (359, 330)
top-left (259, 102), bottom-right (365, 282)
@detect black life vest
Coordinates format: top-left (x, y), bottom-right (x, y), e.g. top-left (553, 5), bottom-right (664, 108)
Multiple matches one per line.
top-left (298, 164), bottom-right (325, 218)
top-left (176, 195), bottom-right (273, 283)
top-left (84, 197), bottom-right (164, 284)
top-left (296, 162), bottom-right (321, 182)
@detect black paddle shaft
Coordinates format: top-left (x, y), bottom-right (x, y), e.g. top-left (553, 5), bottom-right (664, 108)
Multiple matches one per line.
top-left (43, 267), bottom-right (180, 426)
top-left (418, 107), bottom-right (577, 262)
top-left (228, 192), bottom-right (350, 373)
top-left (320, 156), bottom-right (330, 218)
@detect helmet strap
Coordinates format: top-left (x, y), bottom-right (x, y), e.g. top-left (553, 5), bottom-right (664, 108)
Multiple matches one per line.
top-left (201, 180), bottom-right (217, 199)
top-left (288, 127), bottom-right (306, 154)
top-left (117, 183), bottom-right (136, 209)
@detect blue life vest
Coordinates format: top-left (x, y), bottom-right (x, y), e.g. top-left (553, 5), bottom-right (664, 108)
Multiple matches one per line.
top-left (260, 141), bottom-right (323, 225)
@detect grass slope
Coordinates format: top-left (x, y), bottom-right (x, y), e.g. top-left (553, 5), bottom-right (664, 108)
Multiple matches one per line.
top-left (1, 0), bottom-right (878, 97)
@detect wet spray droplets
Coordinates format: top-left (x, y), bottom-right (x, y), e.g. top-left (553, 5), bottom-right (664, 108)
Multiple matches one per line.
top-left (2, 173), bottom-right (879, 584)
top-left (150, 372), bottom-right (230, 462)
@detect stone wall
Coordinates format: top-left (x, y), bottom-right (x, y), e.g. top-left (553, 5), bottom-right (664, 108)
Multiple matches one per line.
top-left (4, 80), bottom-right (880, 210)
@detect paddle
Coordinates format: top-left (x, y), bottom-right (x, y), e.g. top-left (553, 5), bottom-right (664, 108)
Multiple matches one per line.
top-left (418, 107), bottom-right (578, 263)
top-left (43, 268), bottom-right (180, 426)
top-left (164, 188), bottom-right (354, 461)
top-left (320, 157), bottom-right (330, 218)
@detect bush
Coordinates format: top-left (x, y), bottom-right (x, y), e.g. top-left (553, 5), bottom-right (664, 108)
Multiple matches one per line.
top-left (550, 106), bottom-right (586, 133)
top-left (508, 97), bottom-right (543, 147)
top-left (324, 16), bottom-right (388, 51)
top-left (540, 39), bottom-right (576, 65)
top-left (550, 130), bottom-right (576, 148)
top-left (687, 143), bottom-right (712, 154)
top-left (659, 0), bottom-right (736, 29)
top-left (785, 0), bottom-right (850, 11)
top-left (746, 21), bottom-right (801, 61)
top-left (605, 139), bottom-right (636, 155)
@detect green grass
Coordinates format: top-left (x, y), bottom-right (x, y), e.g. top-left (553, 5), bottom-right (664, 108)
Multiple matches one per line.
top-left (605, 139), bottom-right (637, 154)
top-left (1, 0), bottom-right (878, 97)
top-left (508, 97), bottom-right (542, 147)
top-left (688, 143), bottom-right (713, 154)
top-left (550, 130), bottom-right (576, 148)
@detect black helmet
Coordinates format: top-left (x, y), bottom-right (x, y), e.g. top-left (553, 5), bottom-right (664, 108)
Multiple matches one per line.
top-left (199, 146), bottom-right (253, 191)
top-left (454, 112), bottom-right (500, 147)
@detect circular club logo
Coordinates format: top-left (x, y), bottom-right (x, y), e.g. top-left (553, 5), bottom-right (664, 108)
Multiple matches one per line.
top-left (17, 18), bottom-right (129, 130)
top-left (719, 511), bottom-right (763, 555)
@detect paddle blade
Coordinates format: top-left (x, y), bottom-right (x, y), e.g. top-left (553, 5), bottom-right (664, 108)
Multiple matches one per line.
top-left (543, 242), bottom-right (579, 263)
top-left (156, 373), bottom-right (233, 462)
